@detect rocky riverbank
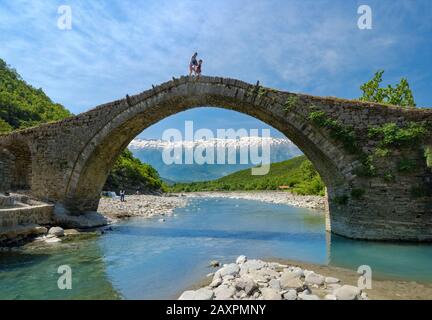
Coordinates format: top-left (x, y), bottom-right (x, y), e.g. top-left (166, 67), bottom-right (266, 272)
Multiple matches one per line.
top-left (180, 256), bottom-right (432, 300)
top-left (98, 194), bottom-right (188, 221)
top-left (184, 191), bottom-right (325, 211)
top-left (179, 256), bottom-right (367, 300)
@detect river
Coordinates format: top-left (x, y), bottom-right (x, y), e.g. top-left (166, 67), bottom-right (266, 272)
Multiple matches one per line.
top-left (0, 197), bottom-right (431, 299)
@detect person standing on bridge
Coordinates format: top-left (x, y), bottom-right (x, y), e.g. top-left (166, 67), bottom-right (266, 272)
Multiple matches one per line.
top-left (194, 59), bottom-right (203, 78)
top-left (189, 52), bottom-right (198, 76)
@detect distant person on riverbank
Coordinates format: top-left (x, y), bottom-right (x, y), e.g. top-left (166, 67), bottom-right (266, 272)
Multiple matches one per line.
top-left (189, 52), bottom-right (198, 76)
top-left (120, 189), bottom-right (125, 202)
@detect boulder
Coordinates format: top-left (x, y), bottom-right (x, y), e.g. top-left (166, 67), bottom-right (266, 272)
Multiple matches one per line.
top-left (241, 259), bottom-right (266, 272)
top-left (280, 272), bottom-right (304, 290)
top-left (234, 276), bottom-right (257, 295)
top-left (260, 288), bottom-right (282, 300)
top-left (236, 255), bottom-right (247, 265)
top-left (333, 285), bottom-right (361, 300)
top-left (283, 289), bottom-right (297, 300)
top-left (178, 290), bottom-right (196, 300)
top-left (325, 276), bottom-right (340, 284)
top-left (194, 288), bottom-right (214, 300)
top-left (268, 279), bottom-right (281, 290)
top-left (178, 288), bottom-right (214, 300)
top-left (209, 277), bottom-right (222, 288)
top-left (298, 293), bottom-right (320, 300)
top-left (214, 285), bottom-right (236, 300)
top-left (48, 227), bottom-right (64, 237)
top-left (218, 263), bottom-right (240, 277)
top-left (305, 273), bottom-right (325, 286)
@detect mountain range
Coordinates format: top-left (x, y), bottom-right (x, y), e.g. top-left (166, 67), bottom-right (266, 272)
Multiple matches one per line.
top-left (129, 137), bottom-right (302, 182)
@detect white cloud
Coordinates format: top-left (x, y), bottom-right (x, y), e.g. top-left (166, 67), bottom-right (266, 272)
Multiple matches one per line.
top-left (0, 0), bottom-right (429, 113)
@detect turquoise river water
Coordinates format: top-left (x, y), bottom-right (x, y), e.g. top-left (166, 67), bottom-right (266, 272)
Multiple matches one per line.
top-left (0, 197), bottom-right (431, 299)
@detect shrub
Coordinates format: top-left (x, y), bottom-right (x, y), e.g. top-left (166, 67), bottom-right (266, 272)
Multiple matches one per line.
top-left (284, 95), bottom-right (299, 111)
top-left (368, 122), bottom-right (427, 148)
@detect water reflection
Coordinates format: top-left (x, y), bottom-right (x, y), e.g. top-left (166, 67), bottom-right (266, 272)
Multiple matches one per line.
top-left (0, 239), bottom-right (120, 300)
top-left (328, 234), bottom-right (432, 282)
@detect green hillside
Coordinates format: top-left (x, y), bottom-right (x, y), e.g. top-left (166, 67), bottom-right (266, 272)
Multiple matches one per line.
top-left (170, 155), bottom-right (325, 196)
top-left (104, 149), bottom-right (167, 193)
top-left (0, 58), bottom-right (72, 132)
top-left (0, 58), bottom-right (166, 194)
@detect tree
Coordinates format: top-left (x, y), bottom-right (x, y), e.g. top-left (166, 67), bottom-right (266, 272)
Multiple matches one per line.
top-left (359, 70), bottom-right (416, 108)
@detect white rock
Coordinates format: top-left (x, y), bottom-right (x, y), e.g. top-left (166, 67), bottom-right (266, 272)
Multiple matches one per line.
top-left (325, 276), bottom-right (340, 284)
top-left (236, 255), bottom-right (247, 265)
top-left (268, 279), bottom-right (281, 290)
top-left (334, 285), bottom-right (361, 300)
top-left (214, 285), bottom-right (236, 300)
top-left (303, 270), bottom-right (314, 277)
top-left (283, 289), bottom-right (297, 300)
top-left (194, 288), bottom-right (214, 300)
top-left (280, 272), bottom-right (304, 290)
top-left (327, 283), bottom-right (342, 290)
top-left (158, 218), bottom-right (165, 222)
top-left (218, 263), bottom-right (240, 277)
top-left (305, 273), bottom-right (325, 286)
top-left (260, 288), bottom-right (282, 300)
top-left (258, 268), bottom-right (279, 279)
top-left (178, 290), bottom-right (196, 300)
top-left (241, 259), bottom-right (266, 272)
top-left (45, 237), bottom-right (62, 243)
top-left (361, 292), bottom-right (369, 300)
top-left (324, 294), bottom-right (338, 300)
top-left (234, 276), bottom-right (257, 295)
top-left (209, 277), bottom-right (222, 288)
top-left (299, 293), bottom-right (320, 300)
top-left (48, 227), bottom-right (64, 237)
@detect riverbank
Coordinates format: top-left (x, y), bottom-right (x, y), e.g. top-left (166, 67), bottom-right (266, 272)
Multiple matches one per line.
top-left (98, 194), bottom-right (188, 221)
top-left (183, 191), bottom-right (325, 211)
top-left (180, 256), bottom-right (432, 300)
top-left (97, 191), bottom-right (325, 222)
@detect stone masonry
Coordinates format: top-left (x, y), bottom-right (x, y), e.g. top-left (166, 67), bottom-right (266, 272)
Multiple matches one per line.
top-left (0, 76), bottom-right (431, 241)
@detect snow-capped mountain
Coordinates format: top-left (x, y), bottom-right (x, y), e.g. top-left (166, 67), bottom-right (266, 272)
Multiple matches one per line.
top-left (128, 137), bottom-right (302, 182)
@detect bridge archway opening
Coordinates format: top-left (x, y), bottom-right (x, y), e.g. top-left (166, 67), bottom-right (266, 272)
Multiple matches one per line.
top-left (65, 98), bottom-right (347, 214)
top-left (3, 140), bottom-right (32, 191)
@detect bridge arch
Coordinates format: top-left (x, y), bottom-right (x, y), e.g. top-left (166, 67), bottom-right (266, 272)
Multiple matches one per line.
top-left (63, 79), bottom-right (352, 216)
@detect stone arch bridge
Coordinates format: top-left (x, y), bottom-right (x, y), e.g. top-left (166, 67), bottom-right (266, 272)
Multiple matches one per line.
top-left (1, 76), bottom-right (431, 241)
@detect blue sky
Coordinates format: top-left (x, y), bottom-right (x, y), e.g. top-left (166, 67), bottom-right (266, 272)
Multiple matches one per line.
top-left (1, 0), bottom-right (431, 139)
